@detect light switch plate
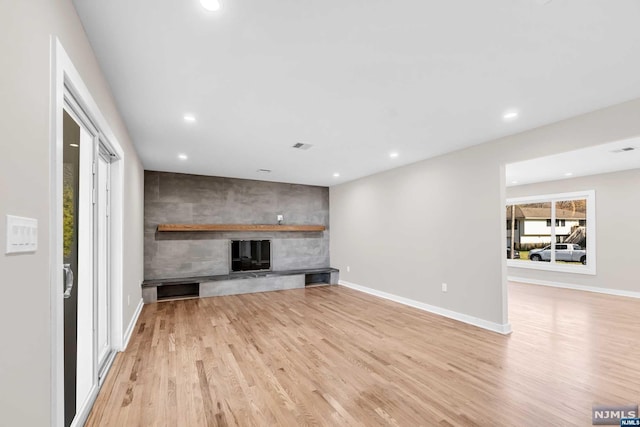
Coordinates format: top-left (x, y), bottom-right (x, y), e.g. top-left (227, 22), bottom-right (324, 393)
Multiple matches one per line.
top-left (6, 215), bottom-right (38, 254)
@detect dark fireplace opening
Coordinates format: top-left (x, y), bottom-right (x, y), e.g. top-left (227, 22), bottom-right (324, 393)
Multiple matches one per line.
top-left (157, 283), bottom-right (199, 300)
top-left (231, 240), bottom-right (271, 272)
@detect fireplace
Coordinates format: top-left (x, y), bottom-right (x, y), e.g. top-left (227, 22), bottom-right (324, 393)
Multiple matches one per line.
top-left (230, 240), bottom-right (271, 272)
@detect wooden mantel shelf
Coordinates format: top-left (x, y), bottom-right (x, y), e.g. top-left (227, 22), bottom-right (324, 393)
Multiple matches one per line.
top-left (157, 224), bottom-right (326, 232)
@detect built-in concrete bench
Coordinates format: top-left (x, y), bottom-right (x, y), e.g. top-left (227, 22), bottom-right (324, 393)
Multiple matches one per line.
top-left (141, 267), bottom-right (339, 303)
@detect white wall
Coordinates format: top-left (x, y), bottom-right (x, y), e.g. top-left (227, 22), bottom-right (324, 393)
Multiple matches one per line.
top-left (0, 0), bottom-right (144, 425)
top-left (331, 146), bottom-right (506, 325)
top-left (331, 98), bottom-right (640, 329)
top-left (507, 169), bottom-right (640, 293)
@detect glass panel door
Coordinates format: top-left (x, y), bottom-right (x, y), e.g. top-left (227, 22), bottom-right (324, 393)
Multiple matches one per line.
top-left (63, 107), bottom-right (96, 426)
top-left (62, 110), bottom-right (80, 427)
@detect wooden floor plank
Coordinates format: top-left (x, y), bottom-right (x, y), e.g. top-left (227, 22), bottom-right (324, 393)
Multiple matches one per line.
top-left (86, 283), bottom-right (640, 426)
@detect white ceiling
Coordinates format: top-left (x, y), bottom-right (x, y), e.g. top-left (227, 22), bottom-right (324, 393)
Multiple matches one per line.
top-left (72, 0), bottom-right (640, 187)
top-left (506, 137), bottom-right (640, 186)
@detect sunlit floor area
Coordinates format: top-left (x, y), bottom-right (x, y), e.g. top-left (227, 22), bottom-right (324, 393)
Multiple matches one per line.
top-left (86, 283), bottom-right (640, 426)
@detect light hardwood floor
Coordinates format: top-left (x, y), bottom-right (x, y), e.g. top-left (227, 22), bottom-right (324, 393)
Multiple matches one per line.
top-left (86, 283), bottom-right (640, 426)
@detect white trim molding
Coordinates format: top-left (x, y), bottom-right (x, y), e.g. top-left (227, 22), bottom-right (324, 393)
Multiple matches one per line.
top-left (70, 384), bottom-right (98, 427)
top-left (509, 276), bottom-right (640, 299)
top-left (339, 280), bottom-right (512, 335)
top-left (122, 299), bottom-right (144, 350)
top-left (50, 35), bottom-right (66, 427)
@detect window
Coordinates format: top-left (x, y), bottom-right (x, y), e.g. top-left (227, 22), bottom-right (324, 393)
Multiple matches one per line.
top-left (506, 190), bottom-right (595, 275)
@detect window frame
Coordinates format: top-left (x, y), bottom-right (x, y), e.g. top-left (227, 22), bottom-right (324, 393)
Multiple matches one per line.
top-left (506, 190), bottom-right (596, 275)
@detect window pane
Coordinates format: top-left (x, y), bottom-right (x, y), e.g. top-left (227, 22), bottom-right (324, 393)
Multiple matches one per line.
top-left (506, 202), bottom-right (551, 261)
top-left (507, 192), bottom-right (593, 272)
top-left (555, 199), bottom-right (587, 265)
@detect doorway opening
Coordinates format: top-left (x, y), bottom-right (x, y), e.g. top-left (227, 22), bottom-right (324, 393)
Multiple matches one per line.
top-left (52, 38), bottom-right (125, 427)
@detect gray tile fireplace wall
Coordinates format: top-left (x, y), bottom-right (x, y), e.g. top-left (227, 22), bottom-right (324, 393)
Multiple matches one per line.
top-left (144, 171), bottom-right (330, 279)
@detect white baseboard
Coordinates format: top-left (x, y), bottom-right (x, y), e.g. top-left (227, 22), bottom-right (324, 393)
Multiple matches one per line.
top-left (98, 350), bottom-right (118, 386)
top-left (338, 280), bottom-right (512, 335)
top-left (508, 276), bottom-right (640, 299)
top-left (122, 298), bottom-right (144, 350)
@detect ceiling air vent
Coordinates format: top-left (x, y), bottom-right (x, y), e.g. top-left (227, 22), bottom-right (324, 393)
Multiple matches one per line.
top-left (292, 142), bottom-right (313, 150)
top-left (257, 169), bottom-right (272, 173)
top-left (610, 147), bottom-right (636, 153)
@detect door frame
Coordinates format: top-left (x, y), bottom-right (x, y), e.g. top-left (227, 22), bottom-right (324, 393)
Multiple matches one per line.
top-left (96, 144), bottom-right (117, 380)
top-left (50, 37), bottom-right (125, 427)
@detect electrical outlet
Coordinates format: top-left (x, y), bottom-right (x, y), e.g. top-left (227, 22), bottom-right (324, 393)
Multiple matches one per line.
top-left (347, 266), bottom-right (350, 273)
top-left (442, 283), bottom-right (448, 292)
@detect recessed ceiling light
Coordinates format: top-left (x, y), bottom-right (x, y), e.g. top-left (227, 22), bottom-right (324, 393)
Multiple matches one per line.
top-left (611, 147), bottom-right (636, 153)
top-left (389, 152), bottom-right (399, 159)
top-left (292, 142), bottom-right (313, 150)
top-left (333, 173), bottom-right (340, 178)
top-left (178, 154), bottom-right (188, 160)
top-left (183, 114), bottom-right (196, 122)
top-left (502, 110), bottom-right (519, 121)
top-left (200, 0), bottom-right (221, 11)
top-left (70, 143), bottom-right (79, 148)
top-left (564, 172), bottom-right (573, 176)
top-left (511, 180), bottom-right (518, 184)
